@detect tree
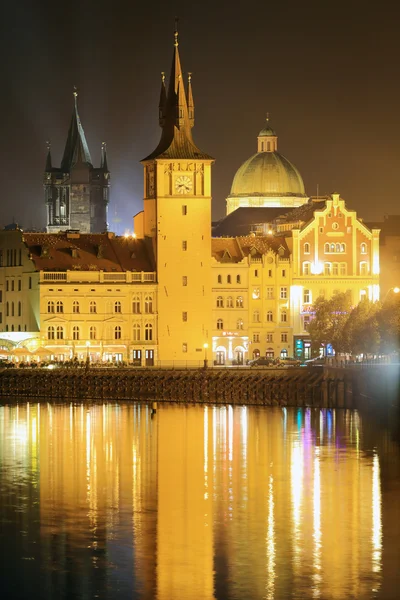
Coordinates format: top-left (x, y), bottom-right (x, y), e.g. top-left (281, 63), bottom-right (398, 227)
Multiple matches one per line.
top-left (378, 292), bottom-right (400, 355)
top-left (307, 292), bottom-right (352, 355)
top-left (344, 299), bottom-right (380, 356)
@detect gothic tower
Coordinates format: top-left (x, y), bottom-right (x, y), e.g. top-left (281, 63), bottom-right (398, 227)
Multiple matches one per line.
top-left (140, 28), bottom-right (214, 363)
top-left (44, 92), bottom-right (110, 233)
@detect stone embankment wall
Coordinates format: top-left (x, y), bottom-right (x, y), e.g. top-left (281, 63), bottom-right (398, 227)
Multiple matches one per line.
top-left (0, 366), bottom-right (358, 407)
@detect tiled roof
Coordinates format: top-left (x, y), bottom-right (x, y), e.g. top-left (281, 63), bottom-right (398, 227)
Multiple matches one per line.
top-left (212, 235), bottom-right (290, 262)
top-left (23, 233), bottom-right (154, 272)
top-left (212, 207), bottom-right (294, 237)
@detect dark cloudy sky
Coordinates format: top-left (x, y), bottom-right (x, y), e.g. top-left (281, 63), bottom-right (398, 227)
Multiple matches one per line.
top-left (0, 0), bottom-right (399, 233)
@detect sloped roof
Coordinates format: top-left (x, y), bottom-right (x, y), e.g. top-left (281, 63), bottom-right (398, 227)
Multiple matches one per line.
top-left (211, 235), bottom-right (290, 262)
top-left (61, 94), bottom-right (93, 171)
top-left (23, 233), bottom-right (154, 272)
top-left (212, 207), bottom-right (295, 237)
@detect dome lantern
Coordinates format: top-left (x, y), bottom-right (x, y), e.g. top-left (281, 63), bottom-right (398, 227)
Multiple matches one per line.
top-left (257, 115), bottom-right (277, 152)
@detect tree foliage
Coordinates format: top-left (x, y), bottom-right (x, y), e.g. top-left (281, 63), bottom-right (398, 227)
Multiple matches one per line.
top-left (308, 292), bottom-right (400, 356)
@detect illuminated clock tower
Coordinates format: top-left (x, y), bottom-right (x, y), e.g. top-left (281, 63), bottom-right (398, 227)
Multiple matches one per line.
top-left (140, 28), bottom-right (214, 363)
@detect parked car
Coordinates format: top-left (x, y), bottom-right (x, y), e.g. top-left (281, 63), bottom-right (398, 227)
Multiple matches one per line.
top-left (276, 357), bottom-right (302, 367)
top-left (249, 357), bottom-right (275, 367)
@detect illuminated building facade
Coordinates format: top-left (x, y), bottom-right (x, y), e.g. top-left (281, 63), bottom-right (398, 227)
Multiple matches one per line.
top-left (0, 31), bottom-right (383, 364)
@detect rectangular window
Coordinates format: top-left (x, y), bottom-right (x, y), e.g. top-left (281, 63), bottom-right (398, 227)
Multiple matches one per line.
top-left (253, 333), bottom-right (260, 343)
top-left (6, 281), bottom-right (8, 292)
top-left (280, 287), bottom-right (287, 299)
top-left (281, 333), bottom-right (288, 342)
top-left (324, 263), bottom-right (331, 276)
top-left (268, 269), bottom-right (272, 278)
top-left (266, 333), bottom-right (273, 342)
top-left (0, 291), bottom-right (2, 303)
top-left (303, 316), bottom-right (310, 330)
top-left (267, 287), bottom-right (274, 299)
top-left (333, 263), bottom-right (339, 276)
top-left (182, 241), bottom-right (187, 251)
top-left (182, 205), bottom-right (187, 216)
top-left (182, 276), bottom-right (188, 286)
top-left (182, 343), bottom-right (188, 353)
top-left (282, 269), bottom-right (286, 278)
top-left (29, 277), bottom-right (32, 289)
top-left (304, 289), bottom-right (310, 304)
top-left (11, 281), bottom-right (14, 292)
top-left (18, 280), bottom-right (21, 291)
top-left (254, 269), bottom-right (259, 278)
top-left (182, 311), bottom-right (188, 322)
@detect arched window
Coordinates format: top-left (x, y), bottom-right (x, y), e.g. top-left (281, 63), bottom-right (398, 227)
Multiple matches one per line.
top-left (145, 323), bottom-right (153, 341)
top-left (236, 275), bottom-right (241, 284)
top-left (360, 261), bottom-right (368, 275)
top-left (18, 302), bottom-right (21, 317)
top-left (144, 296), bottom-right (153, 313)
top-left (89, 326), bottom-right (96, 340)
top-left (217, 274), bottom-right (222, 284)
top-left (336, 243), bottom-right (341, 253)
top-left (303, 289), bottom-right (311, 304)
top-left (114, 326), bottom-right (122, 340)
top-left (216, 296), bottom-right (224, 308)
top-left (133, 323), bottom-right (141, 341)
top-left (227, 275), bottom-right (231, 284)
top-left (303, 262), bottom-right (310, 275)
top-left (72, 301), bottom-right (79, 314)
top-left (132, 296), bottom-right (140, 314)
top-left (266, 311), bottom-right (273, 322)
top-left (90, 301), bottom-right (97, 314)
top-left (72, 326), bottom-right (80, 341)
top-left (330, 243), bottom-right (335, 253)
top-left (281, 310), bottom-right (287, 323)
top-left (11, 325), bottom-right (14, 332)
top-left (47, 301), bottom-right (54, 313)
top-left (226, 296), bottom-right (233, 308)
top-left (236, 296), bottom-right (243, 308)
top-left (360, 242), bottom-right (367, 254)
top-left (114, 301), bottom-right (121, 313)
top-left (341, 243), bottom-right (346, 252)
top-left (56, 326), bottom-right (64, 340)
top-left (253, 310), bottom-right (260, 322)
top-left (324, 243), bottom-right (330, 253)
top-left (47, 326), bottom-right (55, 340)
top-left (237, 319), bottom-right (244, 330)
top-left (56, 301), bottom-right (63, 313)
top-left (304, 242), bottom-right (310, 254)
top-left (217, 318), bottom-right (224, 330)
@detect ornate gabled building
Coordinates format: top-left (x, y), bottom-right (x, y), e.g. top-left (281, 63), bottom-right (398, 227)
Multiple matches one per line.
top-left (44, 92), bottom-right (110, 234)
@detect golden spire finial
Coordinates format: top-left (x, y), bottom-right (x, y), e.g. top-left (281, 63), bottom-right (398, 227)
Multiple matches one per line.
top-left (73, 86), bottom-right (78, 98)
top-left (188, 72), bottom-right (192, 83)
top-left (174, 17), bottom-right (179, 46)
top-left (266, 112), bottom-right (270, 122)
top-left (161, 71), bottom-right (165, 83)
top-left (46, 140), bottom-right (51, 151)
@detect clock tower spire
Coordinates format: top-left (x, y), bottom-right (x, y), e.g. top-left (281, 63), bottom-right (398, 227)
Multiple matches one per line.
top-left (138, 25), bottom-right (214, 364)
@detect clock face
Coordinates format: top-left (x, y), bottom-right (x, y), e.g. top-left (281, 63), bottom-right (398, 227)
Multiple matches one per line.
top-left (175, 175), bottom-right (193, 194)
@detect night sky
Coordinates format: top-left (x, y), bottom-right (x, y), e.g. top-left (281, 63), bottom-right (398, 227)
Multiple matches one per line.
top-left (1, 0), bottom-right (399, 233)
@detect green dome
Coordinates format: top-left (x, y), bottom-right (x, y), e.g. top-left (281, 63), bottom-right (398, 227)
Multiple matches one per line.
top-left (258, 124), bottom-right (276, 137)
top-left (230, 151), bottom-right (306, 197)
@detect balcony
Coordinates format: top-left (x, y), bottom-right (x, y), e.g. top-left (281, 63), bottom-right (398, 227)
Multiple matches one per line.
top-left (40, 271), bottom-right (156, 284)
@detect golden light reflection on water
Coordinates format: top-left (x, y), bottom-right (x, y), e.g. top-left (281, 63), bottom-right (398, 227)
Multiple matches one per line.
top-left (0, 404), bottom-right (395, 600)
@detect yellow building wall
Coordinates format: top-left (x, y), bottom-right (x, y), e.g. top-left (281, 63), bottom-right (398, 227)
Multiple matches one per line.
top-left (149, 159), bottom-right (213, 362)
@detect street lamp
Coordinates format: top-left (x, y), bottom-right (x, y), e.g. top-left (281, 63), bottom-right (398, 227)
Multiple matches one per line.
top-left (203, 343), bottom-right (209, 369)
top-left (86, 340), bottom-right (90, 368)
top-left (383, 286), bottom-right (400, 302)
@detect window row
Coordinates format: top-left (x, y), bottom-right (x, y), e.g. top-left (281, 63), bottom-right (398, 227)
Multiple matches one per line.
top-left (324, 242), bottom-right (346, 253)
top-left (5, 279), bottom-right (22, 292)
top-left (216, 310), bottom-right (290, 329)
top-left (5, 301), bottom-right (22, 317)
top-left (3, 324), bottom-right (28, 332)
top-left (303, 262), bottom-right (348, 276)
top-left (217, 274), bottom-right (242, 284)
top-left (216, 296), bottom-right (244, 308)
top-left (47, 323), bottom-right (154, 341)
top-left (47, 297), bottom-right (154, 314)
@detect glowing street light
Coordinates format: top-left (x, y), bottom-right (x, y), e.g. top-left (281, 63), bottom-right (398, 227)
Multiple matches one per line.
top-left (203, 343), bottom-right (209, 369)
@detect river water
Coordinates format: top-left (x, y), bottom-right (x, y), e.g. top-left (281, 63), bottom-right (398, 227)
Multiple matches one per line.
top-left (0, 403), bottom-right (399, 600)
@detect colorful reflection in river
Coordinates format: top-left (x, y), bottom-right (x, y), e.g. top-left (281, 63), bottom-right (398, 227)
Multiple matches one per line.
top-left (0, 403), bottom-right (398, 600)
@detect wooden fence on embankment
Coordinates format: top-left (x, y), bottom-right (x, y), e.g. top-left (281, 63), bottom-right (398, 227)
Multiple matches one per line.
top-left (0, 366), bottom-right (360, 407)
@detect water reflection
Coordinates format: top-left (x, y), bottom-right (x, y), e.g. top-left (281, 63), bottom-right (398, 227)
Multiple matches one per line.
top-left (0, 403), bottom-right (399, 600)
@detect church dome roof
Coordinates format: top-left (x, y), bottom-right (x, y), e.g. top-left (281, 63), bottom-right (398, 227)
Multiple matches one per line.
top-left (230, 151), bottom-right (306, 197)
top-left (258, 124), bottom-right (276, 137)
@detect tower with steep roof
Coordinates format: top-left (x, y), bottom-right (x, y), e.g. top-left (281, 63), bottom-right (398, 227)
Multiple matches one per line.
top-left (138, 26), bottom-right (214, 363)
top-left (44, 91), bottom-right (110, 233)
